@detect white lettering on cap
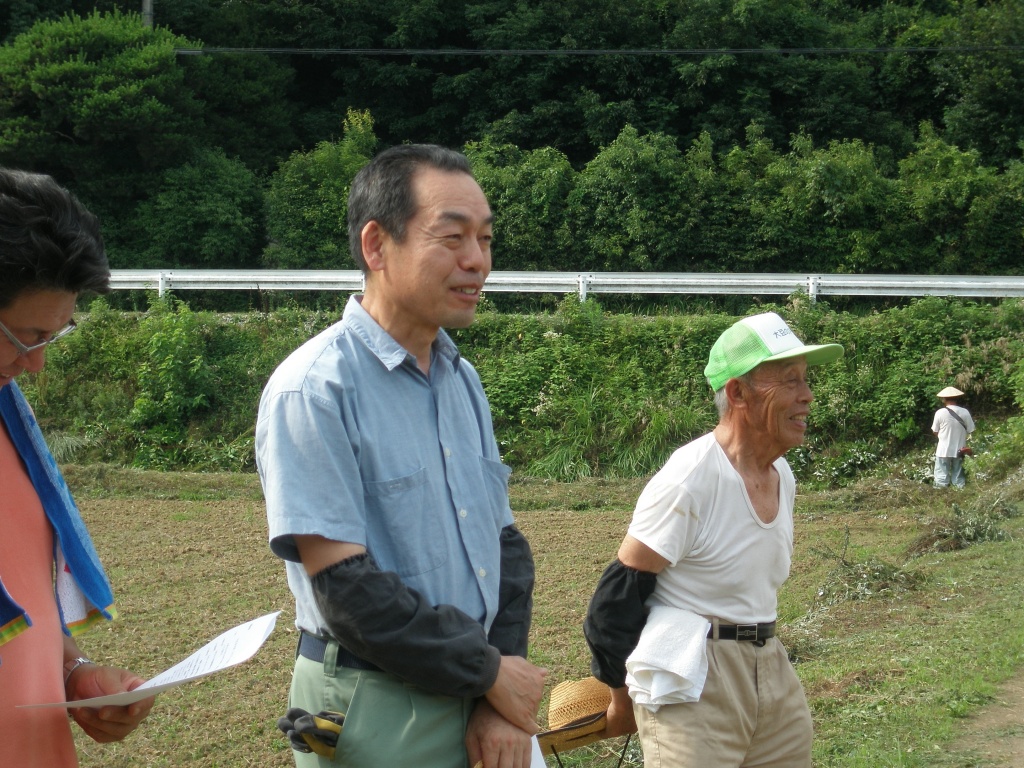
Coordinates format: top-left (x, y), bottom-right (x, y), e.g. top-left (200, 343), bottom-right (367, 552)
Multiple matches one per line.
top-left (741, 312), bottom-right (801, 355)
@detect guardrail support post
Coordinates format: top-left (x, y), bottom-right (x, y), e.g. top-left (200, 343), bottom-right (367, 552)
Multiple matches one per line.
top-left (807, 275), bottom-right (819, 303)
top-left (577, 274), bottom-right (590, 302)
top-left (158, 271), bottom-right (169, 297)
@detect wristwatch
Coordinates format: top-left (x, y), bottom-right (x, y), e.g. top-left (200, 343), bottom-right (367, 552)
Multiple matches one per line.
top-left (63, 656), bottom-right (94, 684)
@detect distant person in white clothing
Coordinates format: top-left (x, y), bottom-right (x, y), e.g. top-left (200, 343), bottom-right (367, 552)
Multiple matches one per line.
top-left (932, 386), bottom-right (975, 489)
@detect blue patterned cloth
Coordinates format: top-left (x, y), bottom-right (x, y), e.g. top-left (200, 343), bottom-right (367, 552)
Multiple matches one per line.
top-left (0, 380), bottom-right (114, 647)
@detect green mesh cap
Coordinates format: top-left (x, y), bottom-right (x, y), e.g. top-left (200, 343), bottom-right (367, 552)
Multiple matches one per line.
top-left (704, 312), bottom-right (844, 391)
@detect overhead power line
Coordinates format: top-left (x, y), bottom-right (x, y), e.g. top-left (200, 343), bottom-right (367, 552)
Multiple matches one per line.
top-left (175, 45), bottom-right (1024, 57)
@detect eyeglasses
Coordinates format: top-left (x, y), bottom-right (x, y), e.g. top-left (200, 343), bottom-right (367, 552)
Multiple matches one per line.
top-left (0, 316), bottom-right (78, 356)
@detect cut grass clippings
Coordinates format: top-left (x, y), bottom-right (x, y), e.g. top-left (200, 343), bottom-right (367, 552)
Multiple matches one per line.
top-left (65, 465), bottom-right (1024, 767)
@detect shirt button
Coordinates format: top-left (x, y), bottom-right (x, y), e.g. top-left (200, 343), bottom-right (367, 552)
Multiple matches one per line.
top-left (478, 567), bottom-right (487, 579)
top-left (444, 448), bottom-right (452, 458)
top-left (459, 508), bottom-right (468, 518)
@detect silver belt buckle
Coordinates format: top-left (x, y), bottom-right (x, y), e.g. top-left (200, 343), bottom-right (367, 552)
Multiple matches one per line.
top-left (735, 623), bottom-right (759, 641)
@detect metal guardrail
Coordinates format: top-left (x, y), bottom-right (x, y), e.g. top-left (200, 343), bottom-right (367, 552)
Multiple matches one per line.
top-left (110, 269), bottom-right (1024, 301)
top-left (110, 269), bottom-right (365, 294)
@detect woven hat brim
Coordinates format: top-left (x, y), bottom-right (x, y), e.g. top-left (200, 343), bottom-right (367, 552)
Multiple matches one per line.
top-left (536, 712), bottom-right (609, 755)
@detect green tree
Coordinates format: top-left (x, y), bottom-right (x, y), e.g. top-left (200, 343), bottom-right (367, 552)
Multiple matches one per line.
top-left (466, 139), bottom-right (575, 271)
top-left (898, 123), bottom-right (1002, 274)
top-left (128, 298), bottom-right (217, 468)
top-left (0, 0), bottom-right (66, 41)
top-left (565, 126), bottom-right (688, 272)
top-left (966, 157), bottom-right (1024, 275)
top-left (663, 0), bottom-right (893, 152)
top-left (185, 51), bottom-right (298, 174)
top-left (873, 2), bottom-right (955, 159)
top-left (750, 134), bottom-right (911, 273)
top-left (709, 124), bottom-right (786, 272)
top-left (0, 10), bottom-right (297, 267)
top-left (270, 0), bottom-right (480, 150)
top-left (463, 0), bottom-right (677, 160)
top-left (133, 149), bottom-right (265, 269)
top-left (0, 10), bottom-right (205, 219)
top-left (936, 0), bottom-right (1024, 167)
top-left (263, 109), bottom-right (377, 270)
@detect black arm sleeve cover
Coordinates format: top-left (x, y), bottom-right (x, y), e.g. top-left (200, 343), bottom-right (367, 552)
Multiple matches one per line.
top-left (582, 559), bottom-right (658, 689)
top-left (310, 553), bottom-right (501, 698)
top-left (486, 525), bottom-right (535, 658)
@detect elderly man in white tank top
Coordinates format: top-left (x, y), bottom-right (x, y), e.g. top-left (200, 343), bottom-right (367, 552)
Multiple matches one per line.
top-left (584, 312), bottom-right (844, 768)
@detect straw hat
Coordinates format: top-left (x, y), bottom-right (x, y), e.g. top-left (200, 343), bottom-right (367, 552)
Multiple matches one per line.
top-left (937, 386), bottom-right (965, 398)
top-left (536, 677), bottom-right (612, 756)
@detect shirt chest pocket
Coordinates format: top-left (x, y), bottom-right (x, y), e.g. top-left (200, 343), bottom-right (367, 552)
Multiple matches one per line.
top-left (478, 456), bottom-right (512, 522)
top-left (362, 468), bottom-right (448, 577)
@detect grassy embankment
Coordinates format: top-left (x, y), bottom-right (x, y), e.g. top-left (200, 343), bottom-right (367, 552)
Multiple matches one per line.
top-left (67, 452), bottom-right (1024, 768)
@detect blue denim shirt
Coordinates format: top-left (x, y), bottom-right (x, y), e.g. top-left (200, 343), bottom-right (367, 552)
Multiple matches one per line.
top-left (256, 296), bottom-right (513, 636)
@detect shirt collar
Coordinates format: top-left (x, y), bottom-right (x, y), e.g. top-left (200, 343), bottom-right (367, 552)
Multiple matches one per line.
top-left (344, 295), bottom-right (461, 373)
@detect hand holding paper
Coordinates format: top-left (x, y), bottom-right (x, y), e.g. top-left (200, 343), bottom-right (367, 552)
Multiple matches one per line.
top-left (20, 611), bottom-right (281, 710)
top-left (66, 664), bottom-right (155, 742)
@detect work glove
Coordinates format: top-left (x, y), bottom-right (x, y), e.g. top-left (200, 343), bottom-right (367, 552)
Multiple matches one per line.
top-left (278, 707), bottom-right (346, 759)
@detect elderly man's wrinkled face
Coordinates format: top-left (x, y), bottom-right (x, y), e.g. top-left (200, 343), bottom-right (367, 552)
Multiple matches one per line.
top-left (744, 357), bottom-right (814, 455)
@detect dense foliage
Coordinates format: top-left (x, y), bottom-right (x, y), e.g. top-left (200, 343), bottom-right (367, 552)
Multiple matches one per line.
top-left (21, 296), bottom-right (1024, 485)
top-left (0, 1), bottom-right (1021, 276)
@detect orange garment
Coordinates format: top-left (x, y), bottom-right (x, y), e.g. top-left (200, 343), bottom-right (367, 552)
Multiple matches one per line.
top-left (0, 421), bottom-right (80, 767)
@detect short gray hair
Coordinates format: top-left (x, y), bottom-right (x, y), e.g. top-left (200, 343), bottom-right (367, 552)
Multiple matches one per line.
top-left (712, 371), bottom-right (755, 417)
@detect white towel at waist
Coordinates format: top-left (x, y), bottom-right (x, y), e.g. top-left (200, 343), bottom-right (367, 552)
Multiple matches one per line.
top-left (625, 606), bottom-right (710, 711)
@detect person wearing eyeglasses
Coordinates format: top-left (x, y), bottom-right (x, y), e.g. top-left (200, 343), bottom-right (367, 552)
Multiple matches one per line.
top-left (0, 168), bottom-right (155, 766)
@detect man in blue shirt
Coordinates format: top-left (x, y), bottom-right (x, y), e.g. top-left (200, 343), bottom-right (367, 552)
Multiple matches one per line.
top-left (256, 145), bottom-right (546, 768)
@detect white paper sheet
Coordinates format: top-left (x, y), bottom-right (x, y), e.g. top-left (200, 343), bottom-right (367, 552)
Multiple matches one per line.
top-left (19, 611), bottom-right (280, 709)
top-left (530, 735), bottom-right (546, 767)
top-left (471, 735), bottom-right (545, 767)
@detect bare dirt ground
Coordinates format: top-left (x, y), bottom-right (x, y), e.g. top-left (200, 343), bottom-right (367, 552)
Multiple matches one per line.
top-left (950, 672), bottom-right (1024, 767)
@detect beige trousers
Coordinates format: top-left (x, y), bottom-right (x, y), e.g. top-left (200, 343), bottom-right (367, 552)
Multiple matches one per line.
top-left (634, 637), bottom-right (812, 767)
